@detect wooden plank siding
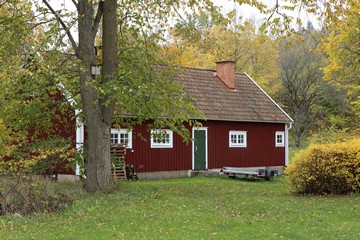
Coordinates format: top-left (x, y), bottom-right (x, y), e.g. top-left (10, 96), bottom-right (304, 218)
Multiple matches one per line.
top-left (125, 121), bottom-right (286, 173)
top-left (204, 121), bottom-right (285, 169)
top-left (125, 124), bottom-right (193, 173)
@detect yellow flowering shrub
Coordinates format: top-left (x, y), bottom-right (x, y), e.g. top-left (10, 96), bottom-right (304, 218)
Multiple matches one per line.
top-left (285, 138), bottom-right (360, 194)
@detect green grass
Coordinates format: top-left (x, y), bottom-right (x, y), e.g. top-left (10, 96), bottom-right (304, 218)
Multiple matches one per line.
top-left (1, 176), bottom-right (360, 239)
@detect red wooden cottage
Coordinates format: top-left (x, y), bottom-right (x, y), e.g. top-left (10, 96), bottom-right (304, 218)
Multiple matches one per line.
top-left (74, 61), bottom-right (293, 179)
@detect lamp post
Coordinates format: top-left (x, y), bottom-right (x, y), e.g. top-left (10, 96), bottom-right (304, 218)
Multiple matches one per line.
top-left (90, 64), bottom-right (101, 76)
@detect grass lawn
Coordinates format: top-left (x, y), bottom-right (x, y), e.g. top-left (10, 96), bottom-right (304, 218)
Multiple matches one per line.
top-left (1, 176), bottom-right (359, 239)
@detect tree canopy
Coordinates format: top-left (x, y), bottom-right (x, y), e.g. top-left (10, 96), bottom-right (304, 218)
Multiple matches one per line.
top-left (0, 0), bottom-right (219, 192)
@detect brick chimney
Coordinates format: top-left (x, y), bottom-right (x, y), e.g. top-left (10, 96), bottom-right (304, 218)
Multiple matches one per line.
top-left (215, 60), bottom-right (236, 90)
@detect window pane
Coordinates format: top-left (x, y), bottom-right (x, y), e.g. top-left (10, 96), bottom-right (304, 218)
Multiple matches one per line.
top-left (238, 135), bottom-right (244, 144)
top-left (151, 129), bottom-right (173, 148)
top-left (110, 133), bottom-right (118, 144)
top-left (110, 129), bottom-right (132, 148)
top-left (275, 131), bottom-right (284, 147)
top-left (231, 135), bottom-right (237, 143)
top-left (119, 133), bottom-right (129, 145)
top-left (229, 131), bottom-right (246, 147)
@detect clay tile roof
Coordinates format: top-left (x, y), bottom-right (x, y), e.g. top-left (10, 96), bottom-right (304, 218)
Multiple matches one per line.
top-left (175, 67), bottom-right (293, 123)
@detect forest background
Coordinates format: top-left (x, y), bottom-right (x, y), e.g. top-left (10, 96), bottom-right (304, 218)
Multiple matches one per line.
top-left (159, 0), bottom-right (359, 148)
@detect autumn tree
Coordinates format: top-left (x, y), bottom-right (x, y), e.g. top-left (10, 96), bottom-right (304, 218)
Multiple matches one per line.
top-left (277, 25), bottom-right (324, 147)
top-left (0, 1), bottom-right (76, 175)
top-left (1, 0), bottom-right (118, 192)
top-left (162, 11), bottom-right (282, 95)
top-left (0, 0), bottom-right (224, 193)
top-left (320, 2), bottom-right (360, 128)
top-left (273, 0), bottom-right (359, 142)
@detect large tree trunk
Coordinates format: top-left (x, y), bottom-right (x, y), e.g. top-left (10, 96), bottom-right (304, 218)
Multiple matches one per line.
top-left (101, 0), bottom-right (118, 125)
top-left (77, 0), bottom-right (116, 193)
top-left (294, 133), bottom-right (301, 148)
top-left (83, 105), bottom-right (113, 193)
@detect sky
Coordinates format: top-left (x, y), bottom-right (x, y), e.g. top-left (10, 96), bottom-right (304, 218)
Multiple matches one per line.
top-left (48, 0), bottom-right (264, 20)
top-left (212, 0), bottom-right (262, 18)
top-left (48, 0), bottom-right (317, 25)
top-left (44, 0), bottom-right (319, 40)
top-left (46, 0), bottom-right (264, 37)
top-left (211, 0), bottom-right (319, 28)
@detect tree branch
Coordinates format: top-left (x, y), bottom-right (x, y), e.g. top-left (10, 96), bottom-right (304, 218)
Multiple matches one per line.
top-left (42, 0), bottom-right (79, 56)
top-left (71, 0), bottom-right (78, 10)
top-left (267, 0), bottom-right (288, 22)
top-left (93, 0), bottom-right (104, 39)
top-left (0, 1), bottom-right (7, 8)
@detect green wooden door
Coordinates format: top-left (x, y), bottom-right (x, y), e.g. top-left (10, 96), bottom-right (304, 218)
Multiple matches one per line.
top-left (194, 129), bottom-right (206, 170)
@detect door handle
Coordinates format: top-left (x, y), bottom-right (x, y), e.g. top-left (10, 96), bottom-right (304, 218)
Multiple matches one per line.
top-left (195, 146), bottom-right (198, 154)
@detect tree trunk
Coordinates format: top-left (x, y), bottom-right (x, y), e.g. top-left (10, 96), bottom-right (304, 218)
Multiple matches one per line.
top-left (83, 106), bottom-right (113, 193)
top-left (77, 0), bottom-right (115, 193)
top-left (101, 0), bottom-right (118, 125)
top-left (294, 133), bottom-right (301, 148)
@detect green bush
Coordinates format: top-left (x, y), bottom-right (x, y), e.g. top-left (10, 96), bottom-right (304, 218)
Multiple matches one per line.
top-left (285, 138), bottom-right (360, 195)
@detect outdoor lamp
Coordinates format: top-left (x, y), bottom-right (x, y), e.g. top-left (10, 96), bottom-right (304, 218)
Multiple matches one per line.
top-left (90, 64), bottom-right (101, 76)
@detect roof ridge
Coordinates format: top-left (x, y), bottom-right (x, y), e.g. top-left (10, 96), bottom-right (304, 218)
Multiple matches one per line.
top-left (179, 65), bottom-right (216, 72)
top-left (156, 64), bottom-right (248, 76)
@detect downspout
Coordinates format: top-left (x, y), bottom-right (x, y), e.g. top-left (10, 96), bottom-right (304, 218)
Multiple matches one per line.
top-left (57, 83), bottom-right (84, 176)
top-left (285, 122), bottom-right (292, 166)
top-left (75, 109), bottom-right (84, 176)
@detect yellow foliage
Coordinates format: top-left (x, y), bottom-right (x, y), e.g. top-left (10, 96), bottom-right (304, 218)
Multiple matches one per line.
top-left (0, 119), bottom-right (12, 155)
top-left (0, 139), bottom-right (76, 176)
top-left (285, 138), bottom-right (360, 194)
top-left (320, 2), bottom-right (360, 120)
top-left (160, 20), bottom-right (281, 96)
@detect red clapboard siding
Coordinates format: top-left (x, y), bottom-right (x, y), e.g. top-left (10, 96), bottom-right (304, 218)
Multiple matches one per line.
top-left (203, 121), bottom-right (285, 168)
top-left (124, 120), bottom-right (286, 173)
top-left (125, 124), bottom-right (192, 173)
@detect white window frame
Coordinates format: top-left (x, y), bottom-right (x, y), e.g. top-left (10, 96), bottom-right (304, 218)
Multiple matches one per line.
top-left (110, 128), bottom-right (133, 149)
top-left (151, 129), bottom-right (173, 148)
top-left (275, 131), bottom-right (285, 147)
top-left (229, 131), bottom-right (247, 148)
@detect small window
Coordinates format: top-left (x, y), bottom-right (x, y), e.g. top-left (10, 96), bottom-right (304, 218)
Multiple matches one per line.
top-left (151, 129), bottom-right (173, 148)
top-left (276, 131), bottom-right (284, 147)
top-left (229, 131), bottom-right (247, 147)
top-left (111, 129), bottom-right (132, 148)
